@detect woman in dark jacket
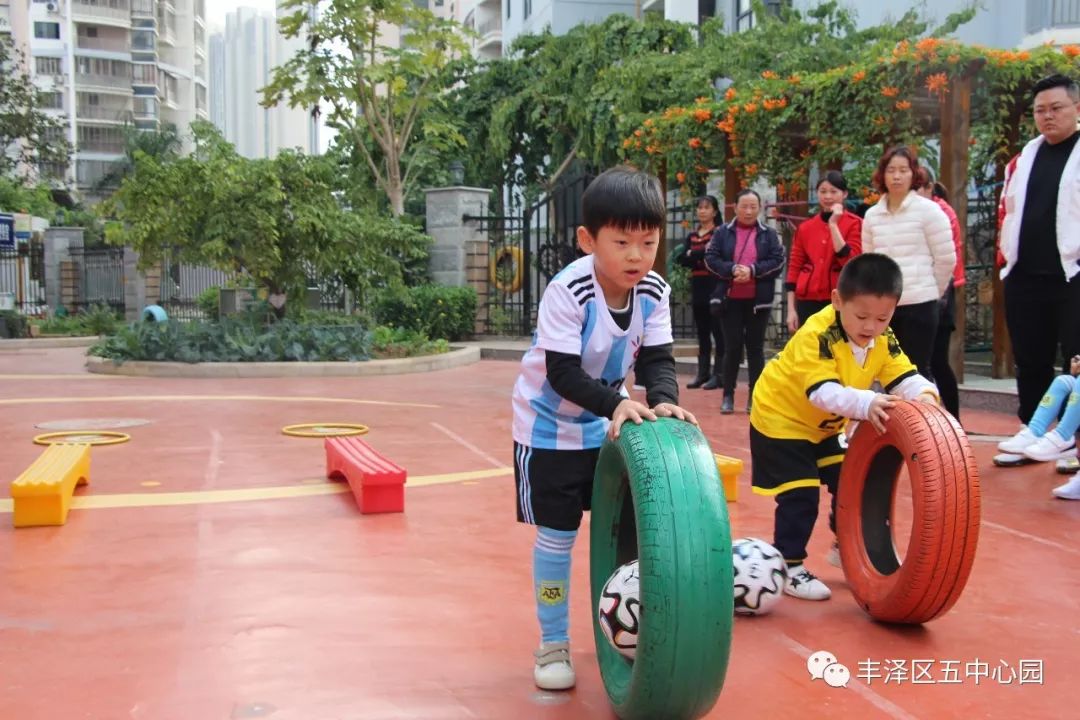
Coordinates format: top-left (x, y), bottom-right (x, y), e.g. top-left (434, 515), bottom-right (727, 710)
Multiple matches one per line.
top-left (705, 189), bottom-right (786, 414)
top-left (675, 195), bottom-right (725, 389)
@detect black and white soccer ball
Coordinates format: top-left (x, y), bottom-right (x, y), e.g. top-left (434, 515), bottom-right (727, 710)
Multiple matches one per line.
top-left (732, 537), bottom-right (787, 616)
top-left (598, 560), bottom-right (641, 659)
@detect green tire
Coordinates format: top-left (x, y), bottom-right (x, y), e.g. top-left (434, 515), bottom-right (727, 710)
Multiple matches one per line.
top-left (590, 417), bottom-right (734, 720)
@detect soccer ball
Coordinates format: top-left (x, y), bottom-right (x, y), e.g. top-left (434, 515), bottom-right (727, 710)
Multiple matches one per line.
top-left (732, 537), bottom-right (787, 616)
top-left (598, 560), bottom-right (641, 659)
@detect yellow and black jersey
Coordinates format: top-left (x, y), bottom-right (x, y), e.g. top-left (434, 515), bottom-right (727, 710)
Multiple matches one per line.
top-left (749, 305), bottom-right (917, 442)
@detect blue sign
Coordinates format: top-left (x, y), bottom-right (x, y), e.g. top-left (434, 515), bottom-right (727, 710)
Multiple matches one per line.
top-left (0, 213), bottom-right (14, 249)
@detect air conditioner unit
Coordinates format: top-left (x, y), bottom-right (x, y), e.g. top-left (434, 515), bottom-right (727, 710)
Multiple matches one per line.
top-left (46, 2), bottom-right (59, 13)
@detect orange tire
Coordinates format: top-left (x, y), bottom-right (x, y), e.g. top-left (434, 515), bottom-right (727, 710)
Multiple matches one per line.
top-left (836, 401), bottom-right (980, 624)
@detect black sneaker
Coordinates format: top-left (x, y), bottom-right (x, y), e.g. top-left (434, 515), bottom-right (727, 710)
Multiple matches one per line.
top-left (721, 395), bottom-right (734, 414)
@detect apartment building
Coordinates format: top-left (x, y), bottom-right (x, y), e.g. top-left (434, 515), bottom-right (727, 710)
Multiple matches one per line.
top-left (460, 0), bottom-right (502, 61)
top-left (6, 0), bottom-right (208, 193)
top-left (645, 0), bottom-right (1077, 50)
top-left (209, 5), bottom-right (317, 159)
top-left (488, 0), bottom-right (1079, 54)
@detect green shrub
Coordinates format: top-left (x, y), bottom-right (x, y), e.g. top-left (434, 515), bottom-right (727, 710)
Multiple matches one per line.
top-left (369, 325), bottom-right (450, 358)
top-left (0, 311), bottom-right (28, 339)
top-left (90, 318), bottom-right (452, 363)
top-left (373, 285), bottom-right (476, 341)
top-left (91, 319), bottom-right (372, 363)
top-left (81, 304), bottom-right (120, 335)
top-left (285, 306), bottom-right (365, 326)
top-left (196, 287), bottom-right (220, 321)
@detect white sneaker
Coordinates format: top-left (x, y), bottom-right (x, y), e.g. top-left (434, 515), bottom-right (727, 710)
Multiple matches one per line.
top-left (534, 641), bottom-right (575, 690)
top-left (826, 541), bottom-right (841, 568)
top-left (998, 426), bottom-right (1037, 454)
top-left (1022, 432), bottom-right (1076, 462)
top-left (784, 564), bottom-right (831, 601)
top-left (1052, 476), bottom-right (1080, 500)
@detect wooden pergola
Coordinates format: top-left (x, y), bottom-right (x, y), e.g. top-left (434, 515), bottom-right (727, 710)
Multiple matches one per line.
top-left (712, 65), bottom-right (1016, 384)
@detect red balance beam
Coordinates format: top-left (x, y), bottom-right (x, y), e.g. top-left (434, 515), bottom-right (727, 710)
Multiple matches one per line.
top-left (325, 436), bottom-right (407, 514)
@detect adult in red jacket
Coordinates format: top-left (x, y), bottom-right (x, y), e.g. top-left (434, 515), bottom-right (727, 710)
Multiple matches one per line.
top-left (784, 171), bottom-right (862, 334)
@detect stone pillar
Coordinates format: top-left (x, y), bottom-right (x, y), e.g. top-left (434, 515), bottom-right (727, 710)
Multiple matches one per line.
top-left (42, 227), bottom-right (83, 314)
top-left (465, 237), bottom-right (490, 335)
top-left (424, 186), bottom-right (490, 288)
top-left (60, 260), bottom-right (79, 311)
top-left (123, 248), bottom-right (144, 322)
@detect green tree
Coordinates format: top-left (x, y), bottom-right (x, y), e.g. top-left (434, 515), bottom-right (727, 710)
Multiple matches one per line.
top-left (102, 122), bottom-right (429, 312)
top-left (94, 123), bottom-right (184, 191)
top-left (450, 15), bottom-right (696, 201)
top-left (0, 36), bottom-right (70, 177)
top-left (262, 0), bottom-right (470, 216)
top-left (0, 177), bottom-right (57, 217)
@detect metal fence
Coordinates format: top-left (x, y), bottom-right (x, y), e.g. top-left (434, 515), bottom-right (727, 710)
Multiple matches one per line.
top-left (0, 243), bottom-right (46, 313)
top-left (158, 250), bottom-right (234, 320)
top-left (68, 245), bottom-right (125, 314)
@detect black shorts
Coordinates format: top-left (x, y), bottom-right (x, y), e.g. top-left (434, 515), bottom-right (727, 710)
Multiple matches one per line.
top-left (749, 425), bottom-right (845, 496)
top-left (513, 442), bottom-right (600, 531)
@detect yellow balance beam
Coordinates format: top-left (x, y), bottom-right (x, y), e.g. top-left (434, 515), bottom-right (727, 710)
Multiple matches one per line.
top-left (10, 443), bottom-right (90, 527)
top-left (714, 454), bottom-right (743, 503)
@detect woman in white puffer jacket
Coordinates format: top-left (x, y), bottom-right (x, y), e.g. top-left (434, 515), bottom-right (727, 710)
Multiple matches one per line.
top-left (862, 146), bottom-right (956, 377)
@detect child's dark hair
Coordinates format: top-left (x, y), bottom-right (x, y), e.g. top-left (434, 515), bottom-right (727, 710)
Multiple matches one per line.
top-left (836, 253), bottom-right (904, 300)
top-left (582, 166), bottom-right (665, 237)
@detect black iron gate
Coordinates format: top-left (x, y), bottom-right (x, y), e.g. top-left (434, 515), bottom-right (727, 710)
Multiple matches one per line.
top-left (470, 175), bottom-right (714, 338)
top-left (68, 245), bottom-right (125, 314)
top-left (467, 176), bottom-right (589, 336)
top-left (0, 242), bottom-right (46, 313)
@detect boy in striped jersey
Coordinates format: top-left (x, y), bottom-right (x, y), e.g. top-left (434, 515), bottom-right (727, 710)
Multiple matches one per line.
top-left (511, 166), bottom-right (697, 690)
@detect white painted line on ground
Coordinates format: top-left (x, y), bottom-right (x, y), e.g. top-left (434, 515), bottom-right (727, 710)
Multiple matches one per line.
top-left (430, 422), bottom-right (505, 469)
top-left (778, 632), bottom-right (920, 720)
top-left (982, 520), bottom-right (1079, 556)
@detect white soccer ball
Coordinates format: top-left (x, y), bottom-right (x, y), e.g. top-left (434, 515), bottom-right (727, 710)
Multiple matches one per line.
top-left (732, 537), bottom-right (787, 616)
top-left (598, 560), bottom-right (641, 659)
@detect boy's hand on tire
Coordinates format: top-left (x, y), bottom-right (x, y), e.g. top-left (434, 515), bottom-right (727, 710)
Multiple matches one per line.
top-left (610, 399), bottom-right (657, 440)
top-left (652, 403), bottom-right (699, 428)
top-left (867, 394), bottom-right (900, 434)
top-left (916, 390), bottom-right (940, 407)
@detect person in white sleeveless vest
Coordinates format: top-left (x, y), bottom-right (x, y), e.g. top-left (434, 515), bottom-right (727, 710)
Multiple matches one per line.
top-left (510, 167), bottom-right (698, 691)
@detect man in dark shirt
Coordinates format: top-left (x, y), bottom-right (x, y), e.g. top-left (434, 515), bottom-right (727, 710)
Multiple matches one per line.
top-left (996, 74), bottom-right (1080, 453)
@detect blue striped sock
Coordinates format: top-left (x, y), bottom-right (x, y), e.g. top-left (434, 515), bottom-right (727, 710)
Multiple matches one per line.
top-left (534, 526), bottom-right (577, 644)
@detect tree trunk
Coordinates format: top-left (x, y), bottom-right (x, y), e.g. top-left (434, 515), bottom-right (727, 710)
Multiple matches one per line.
top-left (939, 74), bottom-right (972, 385)
top-left (388, 182), bottom-right (405, 217)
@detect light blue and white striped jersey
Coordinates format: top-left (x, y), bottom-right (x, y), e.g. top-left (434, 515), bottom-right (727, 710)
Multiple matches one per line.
top-left (511, 255), bottom-right (673, 450)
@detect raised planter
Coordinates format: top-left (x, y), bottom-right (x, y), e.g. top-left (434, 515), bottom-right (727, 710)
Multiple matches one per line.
top-left (0, 336), bottom-right (101, 350)
top-left (85, 345), bottom-right (481, 378)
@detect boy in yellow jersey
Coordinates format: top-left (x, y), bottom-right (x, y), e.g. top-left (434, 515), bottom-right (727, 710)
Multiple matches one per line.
top-left (749, 253), bottom-right (940, 601)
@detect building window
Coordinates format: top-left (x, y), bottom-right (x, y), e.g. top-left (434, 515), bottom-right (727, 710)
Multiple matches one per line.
top-left (507, 0), bottom-right (510, 19)
top-left (525, 0), bottom-right (531, 18)
top-left (39, 91), bottom-right (64, 109)
top-left (734, 0), bottom-right (754, 30)
top-left (34, 22), bottom-right (61, 39)
top-left (735, 0), bottom-right (785, 30)
top-left (35, 56), bottom-right (63, 75)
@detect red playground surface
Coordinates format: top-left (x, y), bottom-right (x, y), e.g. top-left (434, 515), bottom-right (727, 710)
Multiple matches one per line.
top-left (1, 347), bottom-right (1076, 719)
